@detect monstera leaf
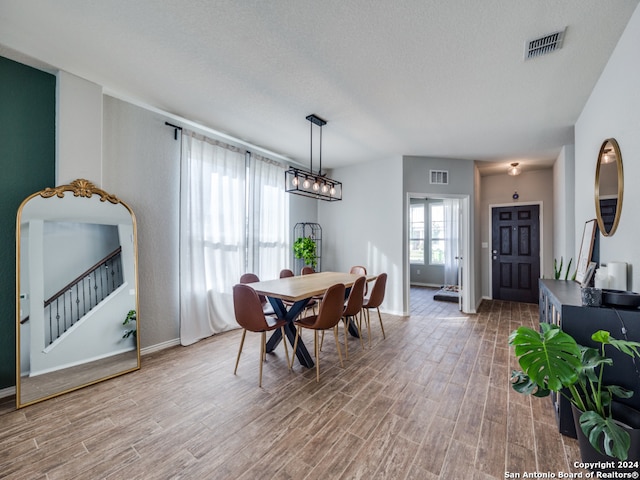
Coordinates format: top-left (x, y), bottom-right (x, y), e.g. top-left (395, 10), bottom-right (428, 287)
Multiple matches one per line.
top-left (578, 410), bottom-right (631, 461)
top-left (508, 323), bottom-right (582, 392)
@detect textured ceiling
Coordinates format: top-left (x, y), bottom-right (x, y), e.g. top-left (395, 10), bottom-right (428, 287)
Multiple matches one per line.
top-left (1, 0), bottom-right (638, 174)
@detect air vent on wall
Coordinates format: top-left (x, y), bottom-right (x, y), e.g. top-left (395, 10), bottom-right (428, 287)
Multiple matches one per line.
top-left (430, 170), bottom-right (448, 185)
top-left (525, 27), bottom-right (566, 60)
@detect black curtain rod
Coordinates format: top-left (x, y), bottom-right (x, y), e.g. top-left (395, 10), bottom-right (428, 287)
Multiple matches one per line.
top-left (165, 122), bottom-right (183, 140)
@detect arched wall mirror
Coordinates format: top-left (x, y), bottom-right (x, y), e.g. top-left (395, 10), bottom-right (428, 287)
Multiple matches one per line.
top-left (595, 138), bottom-right (624, 237)
top-left (16, 179), bottom-right (140, 408)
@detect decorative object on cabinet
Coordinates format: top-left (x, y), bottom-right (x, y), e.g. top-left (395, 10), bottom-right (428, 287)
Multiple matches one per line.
top-left (575, 219), bottom-right (597, 284)
top-left (607, 261), bottom-right (628, 291)
top-left (602, 289), bottom-right (640, 309)
top-left (553, 256), bottom-right (575, 281)
top-left (581, 261), bottom-right (597, 288)
top-left (16, 179), bottom-right (140, 408)
top-left (595, 138), bottom-right (624, 237)
top-left (510, 322), bottom-right (640, 462)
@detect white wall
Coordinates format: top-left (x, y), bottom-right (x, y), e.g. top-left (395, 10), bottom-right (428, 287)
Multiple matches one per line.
top-left (480, 168), bottom-right (554, 298)
top-left (553, 145), bottom-right (575, 267)
top-left (102, 97), bottom-right (181, 349)
top-left (575, 4), bottom-right (640, 292)
top-left (319, 158), bottom-right (404, 315)
top-left (56, 71), bottom-right (103, 185)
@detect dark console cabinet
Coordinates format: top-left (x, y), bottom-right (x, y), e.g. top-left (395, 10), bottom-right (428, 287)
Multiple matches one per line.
top-left (538, 279), bottom-right (640, 437)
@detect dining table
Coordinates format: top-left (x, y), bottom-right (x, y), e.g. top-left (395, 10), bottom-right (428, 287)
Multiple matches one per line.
top-left (247, 271), bottom-right (375, 368)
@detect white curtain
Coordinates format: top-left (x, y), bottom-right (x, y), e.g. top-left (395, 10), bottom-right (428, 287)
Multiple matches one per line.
top-left (179, 132), bottom-right (246, 346)
top-left (443, 198), bottom-right (461, 287)
top-left (248, 154), bottom-right (289, 280)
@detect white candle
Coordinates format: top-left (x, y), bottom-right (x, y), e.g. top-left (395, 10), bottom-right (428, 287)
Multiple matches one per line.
top-left (607, 262), bottom-right (628, 291)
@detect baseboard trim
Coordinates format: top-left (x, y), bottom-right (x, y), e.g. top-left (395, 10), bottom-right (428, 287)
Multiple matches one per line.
top-left (141, 338), bottom-right (181, 355)
top-left (0, 386), bottom-right (16, 400)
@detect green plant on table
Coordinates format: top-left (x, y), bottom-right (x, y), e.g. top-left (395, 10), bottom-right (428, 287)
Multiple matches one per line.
top-left (509, 323), bottom-right (640, 460)
top-left (293, 236), bottom-right (317, 268)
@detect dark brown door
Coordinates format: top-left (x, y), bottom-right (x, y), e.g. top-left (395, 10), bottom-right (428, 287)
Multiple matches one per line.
top-left (491, 205), bottom-right (540, 303)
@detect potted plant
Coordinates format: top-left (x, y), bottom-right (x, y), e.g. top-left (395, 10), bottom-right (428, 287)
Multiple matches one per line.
top-left (293, 236), bottom-right (317, 268)
top-left (122, 309), bottom-right (137, 340)
top-left (509, 323), bottom-right (640, 462)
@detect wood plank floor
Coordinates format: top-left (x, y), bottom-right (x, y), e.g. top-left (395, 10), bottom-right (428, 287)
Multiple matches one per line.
top-left (0, 287), bottom-right (586, 479)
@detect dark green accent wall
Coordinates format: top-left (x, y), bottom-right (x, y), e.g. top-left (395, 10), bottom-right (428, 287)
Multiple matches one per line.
top-left (0, 56), bottom-right (56, 389)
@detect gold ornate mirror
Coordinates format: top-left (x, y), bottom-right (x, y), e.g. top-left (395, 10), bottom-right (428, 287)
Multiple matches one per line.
top-left (16, 179), bottom-right (140, 408)
top-left (595, 138), bottom-right (624, 237)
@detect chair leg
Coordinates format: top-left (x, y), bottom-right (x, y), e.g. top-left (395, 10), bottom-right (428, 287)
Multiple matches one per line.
top-left (377, 307), bottom-right (386, 339)
top-left (259, 331), bottom-right (265, 387)
top-left (314, 330), bottom-right (320, 382)
top-left (291, 326), bottom-right (301, 369)
top-left (234, 329), bottom-right (247, 375)
top-left (280, 326), bottom-right (290, 368)
top-left (356, 312), bottom-right (364, 350)
top-left (366, 308), bottom-right (372, 347)
top-left (333, 326), bottom-right (344, 368)
top-left (342, 317), bottom-right (349, 360)
top-left (319, 330), bottom-right (325, 351)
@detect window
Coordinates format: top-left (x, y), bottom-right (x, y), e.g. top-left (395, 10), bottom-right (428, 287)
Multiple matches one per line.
top-left (180, 132), bottom-right (289, 343)
top-left (430, 203), bottom-right (445, 265)
top-left (409, 204), bottom-right (424, 264)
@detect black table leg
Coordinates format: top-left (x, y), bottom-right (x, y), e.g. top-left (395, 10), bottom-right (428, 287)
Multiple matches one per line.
top-left (265, 297), bottom-right (314, 368)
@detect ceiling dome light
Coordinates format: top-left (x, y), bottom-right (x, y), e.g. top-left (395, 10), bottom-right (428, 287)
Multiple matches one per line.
top-left (507, 162), bottom-right (521, 176)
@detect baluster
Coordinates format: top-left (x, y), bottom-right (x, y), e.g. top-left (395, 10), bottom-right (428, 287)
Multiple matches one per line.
top-left (55, 298), bottom-right (61, 344)
top-left (93, 270), bottom-right (98, 307)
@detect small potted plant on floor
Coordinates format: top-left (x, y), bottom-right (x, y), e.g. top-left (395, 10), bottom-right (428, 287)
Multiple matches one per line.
top-left (509, 323), bottom-right (640, 463)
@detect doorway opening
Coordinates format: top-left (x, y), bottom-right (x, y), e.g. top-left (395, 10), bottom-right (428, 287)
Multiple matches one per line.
top-left (405, 193), bottom-right (471, 313)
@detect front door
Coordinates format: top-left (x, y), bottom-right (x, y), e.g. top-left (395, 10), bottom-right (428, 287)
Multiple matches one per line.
top-left (491, 205), bottom-right (540, 303)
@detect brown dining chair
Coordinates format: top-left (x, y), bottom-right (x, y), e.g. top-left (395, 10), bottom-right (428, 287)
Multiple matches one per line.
top-left (300, 266), bottom-right (322, 313)
top-left (279, 267), bottom-right (316, 314)
top-left (291, 283), bottom-right (346, 382)
top-left (350, 265), bottom-right (368, 295)
top-left (340, 275), bottom-right (367, 358)
top-left (239, 273), bottom-right (274, 316)
top-left (279, 268), bottom-right (294, 278)
top-left (233, 284), bottom-right (290, 387)
top-left (360, 273), bottom-right (387, 347)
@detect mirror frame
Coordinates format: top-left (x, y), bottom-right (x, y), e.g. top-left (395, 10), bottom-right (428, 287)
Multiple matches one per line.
top-left (594, 138), bottom-right (624, 237)
top-left (15, 179), bottom-right (140, 408)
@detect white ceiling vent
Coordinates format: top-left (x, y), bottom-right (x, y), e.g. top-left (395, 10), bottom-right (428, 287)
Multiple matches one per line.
top-left (525, 28), bottom-right (566, 60)
top-left (430, 170), bottom-right (448, 185)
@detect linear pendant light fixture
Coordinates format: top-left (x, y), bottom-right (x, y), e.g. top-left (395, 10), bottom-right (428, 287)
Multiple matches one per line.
top-left (285, 114), bottom-right (342, 201)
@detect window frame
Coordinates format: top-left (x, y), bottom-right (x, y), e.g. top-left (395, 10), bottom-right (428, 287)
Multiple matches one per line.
top-left (409, 203), bottom-right (425, 265)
